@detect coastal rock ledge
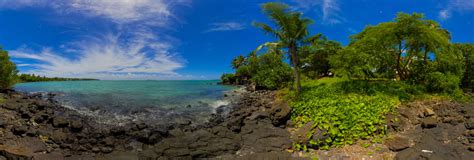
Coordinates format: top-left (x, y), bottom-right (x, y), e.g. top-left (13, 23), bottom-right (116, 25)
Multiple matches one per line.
top-left (0, 90), bottom-right (299, 159)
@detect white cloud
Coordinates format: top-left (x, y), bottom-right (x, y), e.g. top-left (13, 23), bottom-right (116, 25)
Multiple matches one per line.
top-left (439, 0), bottom-right (474, 20)
top-left (291, 0), bottom-right (344, 24)
top-left (10, 33), bottom-right (185, 79)
top-left (205, 22), bottom-right (246, 32)
top-left (439, 9), bottom-right (451, 20)
top-left (2, 0), bottom-right (191, 79)
top-left (0, 0), bottom-right (186, 25)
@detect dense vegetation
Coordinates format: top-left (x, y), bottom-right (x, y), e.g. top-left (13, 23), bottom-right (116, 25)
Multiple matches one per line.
top-left (289, 78), bottom-right (402, 149)
top-left (18, 74), bottom-right (98, 82)
top-left (222, 2), bottom-right (473, 151)
top-left (0, 47), bottom-right (18, 91)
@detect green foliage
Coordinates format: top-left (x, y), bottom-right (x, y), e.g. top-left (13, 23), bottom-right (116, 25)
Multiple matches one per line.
top-left (248, 52), bottom-right (293, 90)
top-left (0, 47), bottom-right (18, 90)
top-left (290, 78), bottom-right (401, 149)
top-left (426, 72), bottom-right (460, 94)
top-left (455, 43), bottom-right (474, 91)
top-left (330, 13), bottom-right (451, 82)
top-left (300, 37), bottom-right (342, 78)
top-left (220, 73), bottom-right (237, 85)
top-left (254, 2), bottom-right (319, 93)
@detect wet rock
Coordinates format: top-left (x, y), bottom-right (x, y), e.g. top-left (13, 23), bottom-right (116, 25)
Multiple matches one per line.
top-left (52, 116), bottom-right (69, 128)
top-left (421, 117), bottom-right (437, 128)
top-left (12, 126), bottom-right (28, 135)
top-left (386, 136), bottom-right (410, 151)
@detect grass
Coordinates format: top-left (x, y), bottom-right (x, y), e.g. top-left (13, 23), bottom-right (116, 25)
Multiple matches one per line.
top-left (0, 97), bottom-right (4, 104)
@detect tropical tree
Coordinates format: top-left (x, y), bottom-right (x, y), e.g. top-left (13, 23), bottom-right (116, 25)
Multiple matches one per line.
top-left (0, 47), bottom-right (18, 91)
top-left (231, 55), bottom-right (246, 70)
top-left (300, 36), bottom-right (342, 78)
top-left (331, 13), bottom-right (451, 81)
top-left (253, 2), bottom-right (317, 94)
top-left (455, 43), bottom-right (474, 91)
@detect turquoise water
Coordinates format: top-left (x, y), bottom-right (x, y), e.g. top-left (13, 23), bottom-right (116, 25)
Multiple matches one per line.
top-left (15, 80), bottom-right (237, 124)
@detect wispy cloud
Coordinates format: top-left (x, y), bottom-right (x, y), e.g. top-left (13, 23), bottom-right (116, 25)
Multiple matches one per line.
top-left (10, 33), bottom-right (185, 79)
top-left (0, 0), bottom-right (187, 25)
top-left (291, 0), bottom-right (344, 24)
top-left (1, 0), bottom-right (190, 79)
top-left (438, 0), bottom-right (474, 20)
top-left (205, 22), bottom-right (246, 32)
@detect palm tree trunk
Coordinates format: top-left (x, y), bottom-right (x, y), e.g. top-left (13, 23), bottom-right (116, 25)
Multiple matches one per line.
top-left (290, 45), bottom-right (301, 94)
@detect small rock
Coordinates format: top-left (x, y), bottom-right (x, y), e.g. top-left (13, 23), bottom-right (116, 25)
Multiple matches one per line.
top-left (469, 145), bottom-right (474, 151)
top-left (100, 147), bottom-right (113, 153)
top-left (102, 137), bottom-right (115, 147)
top-left (12, 126), bottom-right (28, 135)
top-left (52, 116), bottom-right (69, 128)
top-left (423, 108), bottom-right (435, 117)
top-left (0, 119), bottom-right (5, 128)
top-left (247, 111), bottom-right (269, 120)
top-left (421, 117), bottom-right (437, 129)
top-left (291, 121), bottom-right (314, 144)
top-left (465, 118), bottom-right (474, 130)
top-left (70, 120), bottom-right (83, 131)
top-left (92, 147), bottom-right (101, 153)
top-left (386, 136), bottom-right (410, 151)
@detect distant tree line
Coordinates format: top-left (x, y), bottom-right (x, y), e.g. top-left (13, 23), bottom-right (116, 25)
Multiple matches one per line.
top-left (0, 46), bottom-right (98, 91)
top-left (222, 2), bottom-right (474, 94)
top-left (18, 74), bottom-right (98, 82)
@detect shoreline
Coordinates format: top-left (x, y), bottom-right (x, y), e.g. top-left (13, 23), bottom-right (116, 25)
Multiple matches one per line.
top-left (0, 88), bottom-right (296, 159)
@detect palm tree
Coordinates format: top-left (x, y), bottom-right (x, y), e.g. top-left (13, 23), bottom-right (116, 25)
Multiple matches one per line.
top-left (253, 2), bottom-right (315, 94)
top-left (231, 55), bottom-right (246, 70)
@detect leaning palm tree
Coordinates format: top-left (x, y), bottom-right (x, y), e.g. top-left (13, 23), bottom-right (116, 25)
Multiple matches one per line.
top-left (253, 2), bottom-right (315, 94)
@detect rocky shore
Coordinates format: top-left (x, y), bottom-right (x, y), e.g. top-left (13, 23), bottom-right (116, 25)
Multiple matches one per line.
top-left (0, 90), bottom-right (297, 159)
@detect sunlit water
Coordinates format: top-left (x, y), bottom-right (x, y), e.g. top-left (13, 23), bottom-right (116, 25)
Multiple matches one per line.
top-left (14, 80), bottom-right (238, 125)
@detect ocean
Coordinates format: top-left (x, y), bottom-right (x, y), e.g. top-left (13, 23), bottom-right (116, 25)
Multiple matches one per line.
top-left (14, 80), bottom-right (238, 125)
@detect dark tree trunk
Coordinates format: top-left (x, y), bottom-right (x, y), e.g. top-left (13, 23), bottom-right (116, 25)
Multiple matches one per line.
top-left (289, 45), bottom-right (301, 94)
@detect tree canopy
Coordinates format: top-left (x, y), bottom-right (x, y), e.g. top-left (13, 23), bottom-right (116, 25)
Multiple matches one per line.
top-left (0, 47), bottom-right (18, 90)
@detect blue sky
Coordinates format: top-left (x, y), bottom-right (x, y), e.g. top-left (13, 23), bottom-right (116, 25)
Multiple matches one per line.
top-left (0, 0), bottom-right (473, 80)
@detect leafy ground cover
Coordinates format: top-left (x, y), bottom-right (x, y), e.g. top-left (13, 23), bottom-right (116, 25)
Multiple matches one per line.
top-left (288, 78), bottom-right (419, 149)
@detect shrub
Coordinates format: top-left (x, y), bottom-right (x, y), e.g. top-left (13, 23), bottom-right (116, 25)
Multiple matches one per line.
top-left (249, 52), bottom-right (293, 90)
top-left (0, 48), bottom-right (18, 90)
top-left (220, 73), bottom-right (236, 85)
top-left (426, 72), bottom-right (460, 94)
top-left (290, 78), bottom-right (400, 149)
